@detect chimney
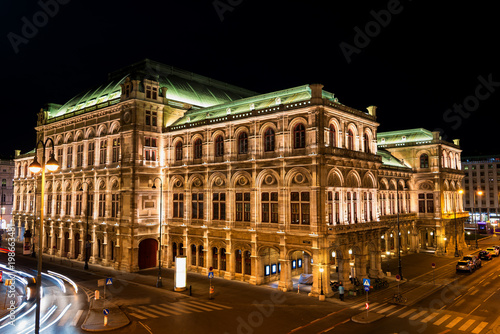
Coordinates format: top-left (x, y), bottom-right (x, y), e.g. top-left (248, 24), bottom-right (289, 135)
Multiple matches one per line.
top-left (366, 105), bottom-right (377, 117)
top-left (453, 139), bottom-right (460, 146)
top-left (309, 84), bottom-right (324, 103)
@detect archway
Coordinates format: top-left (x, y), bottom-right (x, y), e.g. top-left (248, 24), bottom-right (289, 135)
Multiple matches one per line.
top-left (138, 238), bottom-right (158, 269)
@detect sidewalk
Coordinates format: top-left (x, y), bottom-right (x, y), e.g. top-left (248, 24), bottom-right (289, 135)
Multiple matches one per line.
top-left (81, 298), bottom-right (129, 332)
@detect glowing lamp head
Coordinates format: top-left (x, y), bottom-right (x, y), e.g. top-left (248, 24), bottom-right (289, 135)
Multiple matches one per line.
top-left (45, 153), bottom-right (59, 172)
top-left (477, 190), bottom-right (483, 196)
top-left (28, 157), bottom-right (42, 174)
top-left (319, 267), bottom-right (324, 273)
top-left (458, 189), bottom-right (464, 194)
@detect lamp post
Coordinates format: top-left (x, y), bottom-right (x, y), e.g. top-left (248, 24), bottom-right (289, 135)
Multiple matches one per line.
top-left (79, 181), bottom-right (91, 270)
top-left (473, 190), bottom-right (483, 249)
top-left (454, 189), bottom-right (464, 257)
top-left (319, 266), bottom-right (324, 297)
top-left (396, 180), bottom-right (403, 280)
top-left (152, 177), bottom-right (163, 288)
top-left (29, 138), bottom-right (59, 334)
top-left (444, 237), bottom-right (447, 253)
top-left (29, 179), bottom-right (37, 257)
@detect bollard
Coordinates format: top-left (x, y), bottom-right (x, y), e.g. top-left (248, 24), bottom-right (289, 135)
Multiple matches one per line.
top-left (297, 284), bottom-right (300, 294)
top-left (104, 315), bottom-right (108, 326)
top-left (189, 285), bottom-right (192, 296)
top-left (95, 290), bottom-right (100, 300)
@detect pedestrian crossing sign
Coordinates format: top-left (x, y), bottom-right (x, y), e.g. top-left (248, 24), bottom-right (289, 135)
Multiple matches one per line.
top-left (106, 278), bottom-right (113, 285)
top-left (363, 278), bottom-right (370, 287)
top-left (208, 272), bottom-right (214, 279)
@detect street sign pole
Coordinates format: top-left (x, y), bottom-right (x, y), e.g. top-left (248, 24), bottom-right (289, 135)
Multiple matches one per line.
top-left (209, 267), bottom-right (214, 300)
top-left (432, 263), bottom-right (436, 285)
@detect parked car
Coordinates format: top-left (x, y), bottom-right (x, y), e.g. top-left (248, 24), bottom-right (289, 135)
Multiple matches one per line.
top-left (479, 250), bottom-right (492, 261)
top-left (486, 246), bottom-right (500, 257)
top-left (456, 259), bottom-right (475, 273)
top-left (463, 255), bottom-right (481, 268)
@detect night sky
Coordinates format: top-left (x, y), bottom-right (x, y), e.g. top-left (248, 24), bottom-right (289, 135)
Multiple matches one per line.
top-left (1, 0), bottom-right (498, 159)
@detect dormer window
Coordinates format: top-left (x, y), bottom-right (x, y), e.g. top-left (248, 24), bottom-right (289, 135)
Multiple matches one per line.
top-left (146, 86), bottom-right (158, 99)
top-left (381, 138), bottom-right (385, 143)
top-left (145, 110), bottom-right (157, 126)
top-left (401, 136), bottom-right (407, 141)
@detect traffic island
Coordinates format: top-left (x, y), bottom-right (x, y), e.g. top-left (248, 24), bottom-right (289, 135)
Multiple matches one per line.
top-left (351, 311), bottom-right (386, 324)
top-left (81, 298), bottom-right (130, 332)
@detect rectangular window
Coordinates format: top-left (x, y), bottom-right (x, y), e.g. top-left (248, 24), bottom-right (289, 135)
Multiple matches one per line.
top-left (212, 192), bottom-right (226, 220)
top-left (87, 194), bottom-right (94, 217)
top-left (144, 137), bottom-right (158, 161)
top-left (111, 193), bottom-right (119, 218)
top-left (112, 138), bottom-right (120, 163)
top-left (87, 142), bottom-right (95, 166)
top-left (76, 144), bottom-right (84, 167)
top-left (98, 194), bottom-right (106, 217)
top-left (66, 147), bottom-right (73, 168)
top-left (47, 194), bottom-right (53, 215)
top-left (261, 192), bottom-right (278, 223)
top-left (192, 193), bottom-right (204, 219)
top-left (65, 194), bottom-right (72, 216)
top-left (76, 194), bottom-right (82, 216)
top-left (100, 140), bottom-right (107, 165)
top-left (426, 193), bottom-right (434, 213)
top-left (56, 194), bottom-right (62, 215)
top-left (173, 193), bottom-right (184, 218)
top-left (290, 191), bottom-right (310, 225)
top-left (235, 192), bottom-right (251, 222)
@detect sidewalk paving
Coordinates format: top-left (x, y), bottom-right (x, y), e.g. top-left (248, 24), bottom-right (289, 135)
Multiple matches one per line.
top-left (81, 298), bottom-right (129, 332)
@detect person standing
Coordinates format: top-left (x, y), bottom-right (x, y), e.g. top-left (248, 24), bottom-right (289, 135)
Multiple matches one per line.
top-left (338, 282), bottom-right (344, 301)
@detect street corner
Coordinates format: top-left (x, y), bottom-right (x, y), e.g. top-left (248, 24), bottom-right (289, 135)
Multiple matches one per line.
top-left (82, 299), bottom-right (130, 332)
top-left (351, 311), bottom-right (386, 324)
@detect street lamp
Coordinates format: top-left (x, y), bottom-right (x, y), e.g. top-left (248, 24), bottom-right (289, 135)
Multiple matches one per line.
top-left (319, 266), bottom-right (324, 297)
top-left (29, 138), bottom-right (59, 334)
top-left (396, 180), bottom-right (403, 280)
top-left (454, 189), bottom-right (464, 257)
top-left (473, 190), bottom-right (483, 248)
top-left (29, 180), bottom-right (37, 257)
top-left (152, 177), bottom-right (163, 288)
top-left (444, 237), bottom-right (447, 253)
top-left (79, 181), bottom-right (91, 270)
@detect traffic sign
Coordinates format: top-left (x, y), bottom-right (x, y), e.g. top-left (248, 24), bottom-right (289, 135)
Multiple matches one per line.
top-left (208, 272), bottom-right (214, 279)
top-left (362, 278), bottom-right (370, 287)
top-left (106, 278), bottom-right (113, 285)
top-left (365, 303), bottom-right (369, 310)
top-left (395, 275), bottom-right (401, 281)
top-left (0, 270), bottom-right (2, 283)
top-left (364, 286), bottom-right (370, 292)
top-left (431, 263), bottom-right (436, 269)
top-left (103, 308), bottom-right (109, 315)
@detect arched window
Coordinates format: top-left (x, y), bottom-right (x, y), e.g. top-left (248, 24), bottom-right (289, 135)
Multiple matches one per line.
top-left (363, 133), bottom-right (370, 153)
top-left (329, 124), bottom-right (336, 147)
top-left (264, 128), bottom-right (275, 152)
top-left (238, 132), bottom-right (248, 154)
top-left (294, 123), bottom-right (306, 149)
top-left (194, 138), bottom-right (202, 159)
top-left (347, 129), bottom-right (354, 150)
top-left (420, 154), bottom-right (429, 168)
top-left (215, 136), bottom-right (224, 157)
top-left (175, 142), bottom-right (183, 161)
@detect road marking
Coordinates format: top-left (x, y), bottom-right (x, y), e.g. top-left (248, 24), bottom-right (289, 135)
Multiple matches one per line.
top-left (376, 304), bottom-right (396, 313)
top-left (368, 303), bottom-right (386, 311)
top-left (129, 312), bottom-right (147, 320)
top-left (386, 306), bottom-right (406, 317)
top-left (70, 310), bottom-right (84, 327)
top-left (206, 301), bottom-right (232, 309)
top-left (470, 289), bottom-right (478, 296)
top-left (351, 302), bottom-right (366, 309)
top-left (421, 312), bottom-right (439, 323)
top-left (160, 303), bottom-right (192, 314)
top-left (318, 318), bottom-right (351, 334)
top-left (459, 319), bottom-right (475, 331)
top-left (398, 308), bottom-right (417, 318)
top-left (178, 301), bottom-right (215, 312)
top-left (58, 308), bottom-right (76, 326)
top-left (471, 321), bottom-right (488, 333)
top-left (483, 282), bottom-right (490, 287)
top-left (128, 307), bottom-right (158, 318)
top-left (409, 310), bottom-right (427, 321)
top-left (139, 321), bottom-right (153, 334)
top-left (139, 305), bottom-right (171, 317)
top-left (434, 314), bottom-right (451, 326)
top-left (455, 299), bottom-right (465, 306)
top-left (151, 304), bottom-right (182, 315)
top-left (189, 300), bottom-right (224, 310)
top-left (446, 316), bottom-right (463, 328)
top-left (173, 302), bottom-right (203, 313)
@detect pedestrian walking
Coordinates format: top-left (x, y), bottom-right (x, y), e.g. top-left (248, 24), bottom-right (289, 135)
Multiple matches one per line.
top-left (338, 282), bottom-right (344, 301)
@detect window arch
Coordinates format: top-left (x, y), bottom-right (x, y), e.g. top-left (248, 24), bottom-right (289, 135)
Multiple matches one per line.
top-left (363, 133), bottom-right (370, 153)
top-left (420, 153), bottom-right (429, 168)
top-left (175, 142), bottom-right (183, 161)
top-left (238, 132), bottom-right (248, 154)
top-left (215, 135), bottom-right (224, 157)
top-left (347, 129), bottom-right (354, 150)
top-left (294, 123), bottom-right (306, 149)
top-left (264, 128), bottom-right (275, 152)
top-left (194, 138), bottom-right (202, 159)
top-left (329, 124), bottom-right (336, 147)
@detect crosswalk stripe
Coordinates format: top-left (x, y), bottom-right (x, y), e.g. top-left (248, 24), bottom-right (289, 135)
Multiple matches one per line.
top-left (398, 308), bottom-right (417, 318)
top-left (128, 307), bottom-right (159, 318)
top-left (160, 303), bottom-right (192, 314)
top-left (178, 301), bottom-right (214, 312)
top-left (70, 310), bottom-right (84, 327)
top-left (151, 304), bottom-right (182, 316)
top-left (472, 321), bottom-right (488, 334)
top-left (139, 306), bottom-right (171, 317)
top-left (128, 312), bottom-right (147, 320)
top-left (58, 308), bottom-right (76, 326)
top-left (376, 304), bottom-right (396, 313)
top-left (351, 302), bottom-right (366, 309)
top-left (421, 312), bottom-right (439, 323)
top-left (459, 319), bottom-right (475, 331)
top-left (433, 314), bottom-right (451, 326)
top-left (206, 301), bottom-right (232, 309)
top-left (446, 316), bottom-right (463, 328)
top-left (386, 306), bottom-right (406, 318)
top-left (409, 310), bottom-right (427, 321)
top-left (173, 302), bottom-right (203, 313)
top-left (368, 303), bottom-right (387, 311)
top-left (188, 300), bottom-right (224, 310)
top-left (359, 302), bottom-right (379, 311)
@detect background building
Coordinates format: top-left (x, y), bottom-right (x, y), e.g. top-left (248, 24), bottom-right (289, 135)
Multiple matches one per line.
top-left (12, 60), bottom-right (466, 296)
top-left (0, 158), bottom-right (14, 231)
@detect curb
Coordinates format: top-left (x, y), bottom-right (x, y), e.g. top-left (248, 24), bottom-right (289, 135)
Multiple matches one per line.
top-left (81, 299), bottom-right (130, 332)
top-left (351, 311), bottom-right (385, 324)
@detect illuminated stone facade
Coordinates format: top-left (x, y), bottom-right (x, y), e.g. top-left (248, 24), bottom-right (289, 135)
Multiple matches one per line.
top-left (12, 60), bottom-right (466, 295)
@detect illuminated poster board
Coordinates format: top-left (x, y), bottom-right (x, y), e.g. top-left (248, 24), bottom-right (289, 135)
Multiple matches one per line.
top-left (23, 237), bottom-right (31, 255)
top-left (175, 256), bottom-right (187, 291)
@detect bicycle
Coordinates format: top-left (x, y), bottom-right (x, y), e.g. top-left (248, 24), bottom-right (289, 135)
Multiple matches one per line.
top-left (393, 293), bottom-right (407, 303)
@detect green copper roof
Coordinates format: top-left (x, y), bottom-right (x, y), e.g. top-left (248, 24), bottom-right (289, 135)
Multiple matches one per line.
top-left (377, 148), bottom-right (410, 168)
top-left (377, 128), bottom-right (433, 146)
top-left (46, 59), bottom-right (258, 120)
